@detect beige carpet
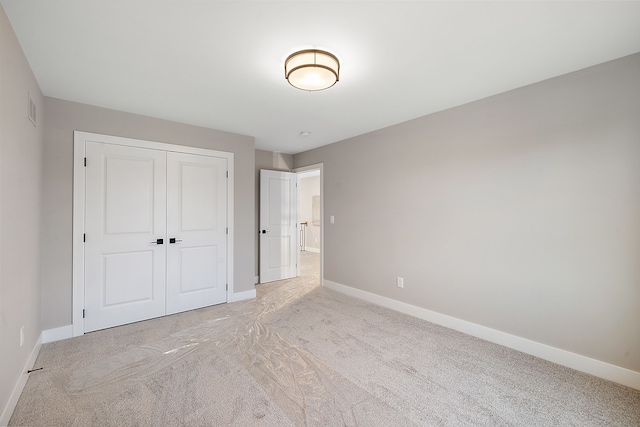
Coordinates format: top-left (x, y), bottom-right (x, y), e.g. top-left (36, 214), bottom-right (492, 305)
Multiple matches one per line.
top-left (10, 252), bottom-right (640, 426)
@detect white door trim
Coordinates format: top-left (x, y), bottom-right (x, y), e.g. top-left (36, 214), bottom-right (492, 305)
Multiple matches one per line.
top-left (72, 131), bottom-right (234, 337)
top-left (293, 163), bottom-right (324, 286)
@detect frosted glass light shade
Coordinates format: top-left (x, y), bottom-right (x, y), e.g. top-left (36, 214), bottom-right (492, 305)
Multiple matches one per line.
top-left (285, 49), bottom-right (340, 91)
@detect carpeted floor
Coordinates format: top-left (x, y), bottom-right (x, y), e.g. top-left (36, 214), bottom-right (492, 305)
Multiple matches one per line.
top-left (10, 251), bottom-right (640, 426)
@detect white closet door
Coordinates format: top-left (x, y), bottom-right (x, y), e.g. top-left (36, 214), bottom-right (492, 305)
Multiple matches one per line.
top-left (84, 142), bottom-right (167, 332)
top-left (166, 152), bottom-right (228, 314)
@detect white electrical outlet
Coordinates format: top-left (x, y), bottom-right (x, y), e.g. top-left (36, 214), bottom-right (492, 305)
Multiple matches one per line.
top-left (397, 277), bottom-right (404, 288)
top-left (330, 215), bottom-right (335, 224)
top-left (20, 326), bottom-right (24, 347)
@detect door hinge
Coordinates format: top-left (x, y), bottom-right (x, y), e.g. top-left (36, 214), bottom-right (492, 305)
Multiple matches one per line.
top-left (226, 228), bottom-right (228, 235)
top-left (84, 157), bottom-right (87, 167)
top-left (226, 284), bottom-right (228, 291)
top-left (226, 171), bottom-right (229, 178)
top-left (83, 233), bottom-right (86, 242)
top-left (82, 309), bottom-right (85, 319)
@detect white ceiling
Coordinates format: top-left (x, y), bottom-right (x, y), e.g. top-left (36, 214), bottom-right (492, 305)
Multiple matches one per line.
top-left (3, 1), bottom-right (640, 154)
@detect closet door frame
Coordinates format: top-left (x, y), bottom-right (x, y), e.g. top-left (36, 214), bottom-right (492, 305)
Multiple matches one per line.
top-left (72, 131), bottom-right (234, 337)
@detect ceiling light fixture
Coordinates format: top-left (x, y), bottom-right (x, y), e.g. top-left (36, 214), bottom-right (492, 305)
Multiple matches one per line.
top-left (285, 49), bottom-right (340, 91)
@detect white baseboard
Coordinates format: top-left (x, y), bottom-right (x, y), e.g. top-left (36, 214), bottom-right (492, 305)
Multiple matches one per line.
top-left (0, 333), bottom-right (42, 427)
top-left (42, 325), bottom-right (73, 343)
top-left (229, 288), bottom-right (256, 303)
top-left (301, 247), bottom-right (320, 253)
top-left (323, 279), bottom-right (640, 391)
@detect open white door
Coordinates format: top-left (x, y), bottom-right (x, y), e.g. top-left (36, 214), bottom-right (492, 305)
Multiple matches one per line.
top-left (259, 169), bottom-right (298, 283)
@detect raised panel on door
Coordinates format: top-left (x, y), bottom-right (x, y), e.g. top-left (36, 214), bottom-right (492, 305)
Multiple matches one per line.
top-left (166, 152), bottom-right (227, 314)
top-left (259, 169), bottom-right (298, 283)
top-left (84, 142), bottom-right (167, 332)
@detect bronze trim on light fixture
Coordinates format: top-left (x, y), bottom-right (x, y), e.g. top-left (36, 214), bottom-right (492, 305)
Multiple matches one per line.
top-left (285, 49), bottom-right (340, 91)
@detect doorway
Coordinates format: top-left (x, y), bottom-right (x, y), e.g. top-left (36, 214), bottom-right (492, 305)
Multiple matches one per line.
top-left (295, 165), bottom-right (323, 284)
top-left (257, 164), bottom-right (323, 285)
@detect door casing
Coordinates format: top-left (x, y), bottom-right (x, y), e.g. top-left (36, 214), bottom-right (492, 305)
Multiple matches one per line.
top-left (72, 131), bottom-right (234, 337)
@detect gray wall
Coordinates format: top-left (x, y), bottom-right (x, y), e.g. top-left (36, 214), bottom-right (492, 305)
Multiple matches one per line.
top-left (41, 98), bottom-right (256, 330)
top-left (254, 149), bottom-right (293, 278)
top-left (0, 5), bottom-right (44, 416)
top-left (294, 53), bottom-right (640, 372)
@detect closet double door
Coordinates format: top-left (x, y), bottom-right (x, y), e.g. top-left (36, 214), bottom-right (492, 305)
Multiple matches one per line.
top-left (84, 142), bottom-right (228, 332)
